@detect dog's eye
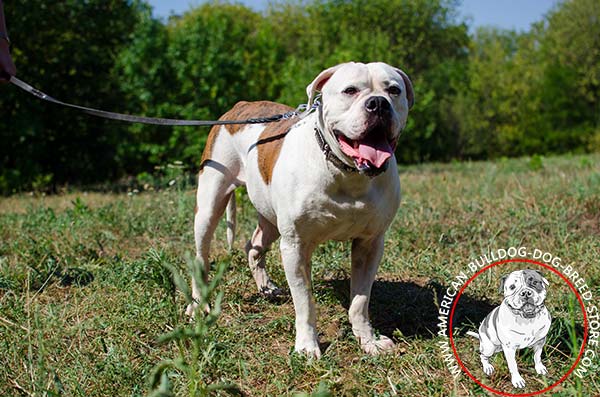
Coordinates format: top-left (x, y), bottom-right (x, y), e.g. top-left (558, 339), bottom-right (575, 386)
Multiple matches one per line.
top-left (342, 86), bottom-right (359, 95)
top-left (387, 86), bottom-right (402, 96)
top-left (510, 284), bottom-right (516, 290)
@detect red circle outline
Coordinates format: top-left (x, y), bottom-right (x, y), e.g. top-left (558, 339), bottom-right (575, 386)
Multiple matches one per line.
top-left (448, 258), bottom-right (589, 396)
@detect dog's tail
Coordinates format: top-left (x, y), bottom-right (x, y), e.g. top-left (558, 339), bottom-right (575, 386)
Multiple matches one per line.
top-left (226, 193), bottom-right (236, 252)
top-left (466, 331), bottom-right (480, 340)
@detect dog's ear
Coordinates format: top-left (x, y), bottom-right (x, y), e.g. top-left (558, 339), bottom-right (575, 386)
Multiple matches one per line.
top-left (394, 68), bottom-right (415, 110)
top-left (535, 270), bottom-right (550, 286)
top-left (306, 63), bottom-right (346, 109)
top-left (499, 275), bottom-right (508, 293)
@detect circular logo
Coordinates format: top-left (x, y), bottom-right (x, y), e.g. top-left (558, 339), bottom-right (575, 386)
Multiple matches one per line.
top-left (448, 259), bottom-right (588, 396)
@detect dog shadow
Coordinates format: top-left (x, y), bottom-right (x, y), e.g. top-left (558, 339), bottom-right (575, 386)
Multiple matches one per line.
top-left (322, 278), bottom-right (497, 339)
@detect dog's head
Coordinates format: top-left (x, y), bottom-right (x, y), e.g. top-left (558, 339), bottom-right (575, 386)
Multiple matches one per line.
top-left (500, 269), bottom-right (549, 318)
top-left (306, 62), bottom-right (414, 174)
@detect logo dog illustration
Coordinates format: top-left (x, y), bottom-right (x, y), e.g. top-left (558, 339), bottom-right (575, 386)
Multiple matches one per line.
top-left (466, 269), bottom-right (552, 388)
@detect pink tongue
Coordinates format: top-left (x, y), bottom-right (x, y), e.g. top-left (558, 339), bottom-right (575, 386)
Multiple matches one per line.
top-left (339, 135), bottom-right (393, 169)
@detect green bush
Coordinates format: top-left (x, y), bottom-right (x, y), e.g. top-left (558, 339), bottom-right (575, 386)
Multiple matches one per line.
top-left (1, 0), bottom-right (598, 193)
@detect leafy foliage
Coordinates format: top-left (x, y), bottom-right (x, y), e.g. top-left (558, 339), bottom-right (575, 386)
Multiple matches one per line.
top-left (148, 254), bottom-right (241, 396)
top-left (0, 0), bottom-right (143, 193)
top-left (0, 0), bottom-right (598, 193)
top-left (454, 0), bottom-right (600, 159)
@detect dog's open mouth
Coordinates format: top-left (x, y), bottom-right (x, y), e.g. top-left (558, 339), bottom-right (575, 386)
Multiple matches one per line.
top-left (521, 302), bottom-right (538, 317)
top-left (337, 130), bottom-right (396, 170)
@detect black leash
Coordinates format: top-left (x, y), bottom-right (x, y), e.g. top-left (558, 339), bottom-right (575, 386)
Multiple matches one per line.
top-left (9, 76), bottom-right (302, 126)
top-left (7, 75), bottom-right (381, 176)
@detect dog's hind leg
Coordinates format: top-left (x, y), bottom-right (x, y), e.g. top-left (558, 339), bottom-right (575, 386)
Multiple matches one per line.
top-left (478, 333), bottom-right (497, 375)
top-left (226, 193), bottom-right (236, 252)
top-left (186, 128), bottom-right (241, 317)
top-left (480, 353), bottom-right (495, 375)
top-left (186, 177), bottom-right (235, 316)
top-left (245, 215), bottom-right (282, 297)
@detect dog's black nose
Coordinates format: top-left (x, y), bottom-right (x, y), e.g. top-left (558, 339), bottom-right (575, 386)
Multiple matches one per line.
top-left (365, 96), bottom-right (391, 114)
top-left (520, 289), bottom-right (533, 298)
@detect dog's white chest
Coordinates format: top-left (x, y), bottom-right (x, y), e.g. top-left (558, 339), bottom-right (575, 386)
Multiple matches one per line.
top-left (297, 183), bottom-right (398, 242)
top-left (244, 123), bottom-right (401, 243)
top-left (498, 307), bottom-right (551, 349)
top-left (281, 144), bottom-right (399, 242)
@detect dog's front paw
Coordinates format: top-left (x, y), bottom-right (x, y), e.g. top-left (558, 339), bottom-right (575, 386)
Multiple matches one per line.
top-left (360, 335), bottom-right (395, 356)
top-left (295, 339), bottom-right (322, 359)
top-left (535, 363), bottom-right (548, 375)
top-left (482, 362), bottom-right (495, 376)
top-left (511, 374), bottom-right (526, 388)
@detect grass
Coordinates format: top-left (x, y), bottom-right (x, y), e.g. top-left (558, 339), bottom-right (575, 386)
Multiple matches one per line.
top-left (0, 153), bottom-right (598, 396)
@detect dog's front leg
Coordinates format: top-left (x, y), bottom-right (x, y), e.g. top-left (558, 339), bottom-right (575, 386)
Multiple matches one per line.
top-left (350, 236), bottom-right (394, 355)
top-left (532, 338), bottom-right (548, 375)
top-left (280, 238), bottom-right (320, 358)
top-left (502, 345), bottom-right (526, 388)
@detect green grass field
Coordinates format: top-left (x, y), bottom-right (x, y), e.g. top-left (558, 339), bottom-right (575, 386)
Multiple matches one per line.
top-left (1, 153), bottom-right (598, 396)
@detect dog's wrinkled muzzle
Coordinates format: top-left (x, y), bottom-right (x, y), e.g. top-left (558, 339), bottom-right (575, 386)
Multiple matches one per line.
top-left (520, 300), bottom-right (538, 318)
top-left (335, 96), bottom-right (397, 175)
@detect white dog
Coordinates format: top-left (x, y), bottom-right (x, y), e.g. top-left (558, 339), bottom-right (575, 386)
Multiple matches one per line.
top-left (467, 269), bottom-right (552, 388)
top-left (187, 62), bottom-right (414, 357)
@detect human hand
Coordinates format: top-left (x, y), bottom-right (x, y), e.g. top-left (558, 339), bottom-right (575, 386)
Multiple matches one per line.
top-left (0, 38), bottom-right (16, 83)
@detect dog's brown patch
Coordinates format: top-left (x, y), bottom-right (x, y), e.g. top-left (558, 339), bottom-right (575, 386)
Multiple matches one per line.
top-left (199, 101), bottom-right (296, 185)
top-left (200, 101), bottom-right (278, 168)
top-left (222, 101), bottom-right (293, 135)
top-left (256, 116), bottom-right (297, 184)
top-left (200, 125), bottom-right (221, 170)
top-left (224, 101), bottom-right (296, 184)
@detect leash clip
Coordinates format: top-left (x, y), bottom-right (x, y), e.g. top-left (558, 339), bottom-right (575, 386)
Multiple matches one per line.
top-left (297, 95), bottom-right (321, 120)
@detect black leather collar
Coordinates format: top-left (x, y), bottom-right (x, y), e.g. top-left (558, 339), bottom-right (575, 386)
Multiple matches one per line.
top-left (314, 127), bottom-right (357, 173)
top-left (314, 127), bottom-right (387, 177)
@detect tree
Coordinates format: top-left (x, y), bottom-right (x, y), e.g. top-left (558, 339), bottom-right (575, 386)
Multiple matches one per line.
top-left (0, 0), bottom-right (143, 192)
top-left (264, 0), bottom-right (470, 163)
top-left (118, 2), bottom-right (280, 168)
top-left (3, 0), bottom-right (597, 193)
top-left (451, 0), bottom-right (600, 159)
top-left (538, 0), bottom-right (600, 152)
